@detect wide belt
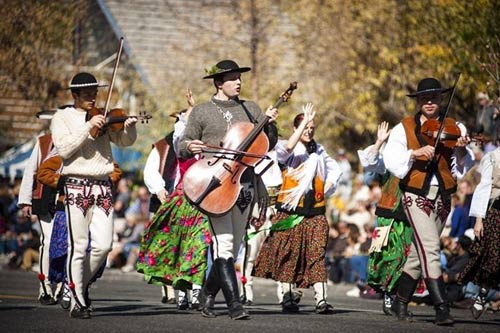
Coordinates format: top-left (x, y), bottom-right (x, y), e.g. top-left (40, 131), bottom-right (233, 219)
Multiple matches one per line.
top-left (66, 177), bottom-right (110, 187)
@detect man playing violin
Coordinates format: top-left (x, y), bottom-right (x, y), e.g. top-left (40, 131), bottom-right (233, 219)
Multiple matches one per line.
top-left (50, 72), bottom-right (137, 318)
top-left (178, 60), bottom-right (278, 320)
top-left (382, 77), bottom-right (474, 326)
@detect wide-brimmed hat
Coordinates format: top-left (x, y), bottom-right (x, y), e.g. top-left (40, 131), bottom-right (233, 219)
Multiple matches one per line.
top-left (67, 72), bottom-right (108, 89)
top-left (407, 77), bottom-right (451, 97)
top-left (203, 60), bottom-right (251, 79)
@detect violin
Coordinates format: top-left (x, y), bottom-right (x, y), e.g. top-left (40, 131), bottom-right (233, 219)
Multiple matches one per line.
top-left (420, 118), bottom-right (461, 148)
top-left (182, 81), bottom-right (298, 216)
top-left (421, 118), bottom-right (484, 149)
top-left (87, 108), bottom-right (152, 138)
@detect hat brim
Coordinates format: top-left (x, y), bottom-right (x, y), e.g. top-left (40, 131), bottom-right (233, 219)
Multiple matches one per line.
top-left (203, 67), bottom-right (251, 79)
top-left (66, 83), bottom-right (108, 90)
top-left (407, 87), bottom-right (452, 97)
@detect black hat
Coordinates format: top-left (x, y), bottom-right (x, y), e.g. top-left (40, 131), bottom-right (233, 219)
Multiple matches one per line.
top-left (203, 60), bottom-right (251, 79)
top-left (407, 77), bottom-right (451, 97)
top-left (67, 72), bottom-right (107, 89)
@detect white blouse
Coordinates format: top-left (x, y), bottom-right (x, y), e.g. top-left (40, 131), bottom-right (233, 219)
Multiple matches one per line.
top-left (469, 149), bottom-right (497, 218)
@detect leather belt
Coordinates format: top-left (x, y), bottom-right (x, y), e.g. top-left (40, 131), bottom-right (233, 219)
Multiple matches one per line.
top-left (66, 177), bottom-right (110, 187)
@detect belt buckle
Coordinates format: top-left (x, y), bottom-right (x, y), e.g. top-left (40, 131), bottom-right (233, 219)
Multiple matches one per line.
top-left (426, 185), bottom-right (439, 200)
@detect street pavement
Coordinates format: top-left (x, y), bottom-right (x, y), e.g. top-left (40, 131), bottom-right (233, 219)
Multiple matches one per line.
top-left (1, 267), bottom-right (499, 332)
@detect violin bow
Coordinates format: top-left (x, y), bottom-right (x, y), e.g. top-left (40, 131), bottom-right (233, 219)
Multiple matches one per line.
top-left (433, 72), bottom-right (461, 150)
top-left (102, 37), bottom-right (124, 119)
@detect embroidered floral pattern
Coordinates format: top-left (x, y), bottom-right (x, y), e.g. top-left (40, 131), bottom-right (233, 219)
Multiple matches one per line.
top-left (415, 196), bottom-right (435, 217)
top-left (402, 195), bottom-right (413, 208)
top-left (437, 197), bottom-right (451, 223)
top-left (97, 192), bottom-right (113, 216)
top-left (75, 193), bottom-right (95, 217)
top-left (65, 192), bottom-right (75, 206)
top-left (236, 188), bottom-right (252, 213)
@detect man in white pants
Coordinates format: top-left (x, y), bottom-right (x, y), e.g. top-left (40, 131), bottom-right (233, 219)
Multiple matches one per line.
top-left (51, 72), bottom-right (137, 318)
top-left (18, 131), bottom-right (57, 305)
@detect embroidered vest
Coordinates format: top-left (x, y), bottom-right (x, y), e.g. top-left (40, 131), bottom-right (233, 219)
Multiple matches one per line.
top-left (375, 173), bottom-right (407, 221)
top-left (399, 114), bottom-right (457, 196)
top-left (276, 170), bottom-right (326, 217)
top-left (149, 132), bottom-right (178, 213)
top-left (32, 134), bottom-right (57, 215)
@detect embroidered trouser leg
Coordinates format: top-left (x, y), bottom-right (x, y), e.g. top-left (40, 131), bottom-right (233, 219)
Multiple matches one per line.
top-left (402, 192), bottom-right (450, 280)
top-left (209, 183), bottom-right (254, 260)
top-left (38, 214), bottom-right (53, 296)
top-left (240, 216), bottom-right (271, 300)
top-left (65, 182), bottom-right (114, 308)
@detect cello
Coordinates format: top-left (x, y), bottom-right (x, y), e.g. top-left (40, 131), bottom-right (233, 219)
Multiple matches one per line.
top-left (182, 82), bottom-right (298, 216)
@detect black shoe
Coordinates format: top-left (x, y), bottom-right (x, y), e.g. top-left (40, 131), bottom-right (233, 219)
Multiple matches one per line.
top-left (228, 303), bottom-right (250, 320)
top-left (425, 278), bottom-right (454, 326)
top-left (201, 295), bottom-right (217, 318)
top-left (382, 293), bottom-right (393, 316)
top-left (315, 300), bottom-right (334, 314)
top-left (282, 299), bottom-right (299, 313)
top-left (471, 301), bottom-right (487, 320)
top-left (70, 306), bottom-right (91, 319)
top-left (177, 296), bottom-right (189, 310)
top-left (390, 298), bottom-right (413, 321)
top-left (39, 293), bottom-right (57, 305)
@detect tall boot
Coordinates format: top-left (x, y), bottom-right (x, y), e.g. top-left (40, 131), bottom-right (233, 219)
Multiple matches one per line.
top-left (215, 258), bottom-right (250, 320)
top-left (424, 277), bottom-right (454, 326)
top-left (391, 272), bottom-right (418, 321)
top-left (201, 265), bottom-right (220, 318)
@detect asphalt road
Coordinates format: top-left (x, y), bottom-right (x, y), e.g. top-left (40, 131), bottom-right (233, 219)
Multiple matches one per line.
top-left (1, 267), bottom-right (499, 332)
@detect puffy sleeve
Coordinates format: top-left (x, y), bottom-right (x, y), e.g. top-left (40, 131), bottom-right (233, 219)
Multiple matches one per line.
top-left (17, 140), bottom-right (40, 206)
top-left (143, 147), bottom-right (166, 195)
top-left (357, 144), bottom-right (386, 174)
top-left (382, 123), bottom-right (414, 179)
top-left (469, 153), bottom-right (493, 218)
top-left (321, 146), bottom-right (342, 197)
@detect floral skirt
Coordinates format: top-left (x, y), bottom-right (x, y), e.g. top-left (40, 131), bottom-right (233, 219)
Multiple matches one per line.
top-left (48, 210), bottom-right (105, 284)
top-left (136, 191), bottom-right (210, 290)
top-left (459, 207), bottom-right (500, 288)
top-left (253, 212), bottom-right (328, 288)
top-left (368, 217), bottom-right (413, 293)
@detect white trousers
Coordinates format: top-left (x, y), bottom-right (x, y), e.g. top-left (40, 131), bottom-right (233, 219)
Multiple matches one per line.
top-left (64, 181), bottom-right (114, 308)
top-left (209, 183), bottom-right (254, 260)
top-left (240, 207), bottom-right (274, 301)
top-left (38, 214), bottom-right (53, 296)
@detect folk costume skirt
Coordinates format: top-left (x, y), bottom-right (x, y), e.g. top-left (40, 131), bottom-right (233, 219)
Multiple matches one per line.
top-left (253, 211), bottom-right (328, 288)
top-left (136, 190), bottom-right (211, 291)
top-left (459, 206), bottom-right (500, 289)
top-left (368, 217), bottom-right (413, 293)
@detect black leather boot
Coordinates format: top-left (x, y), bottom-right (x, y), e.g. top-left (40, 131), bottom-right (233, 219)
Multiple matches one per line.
top-left (425, 277), bottom-right (454, 326)
top-left (201, 265), bottom-right (220, 318)
top-left (215, 258), bottom-right (250, 320)
top-left (391, 272), bottom-right (418, 321)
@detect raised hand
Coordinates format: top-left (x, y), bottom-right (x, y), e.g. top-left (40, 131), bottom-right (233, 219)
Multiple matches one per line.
top-left (376, 121), bottom-right (391, 144)
top-left (302, 102), bottom-right (316, 125)
top-left (186, 88), bottom-right (195, 107)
